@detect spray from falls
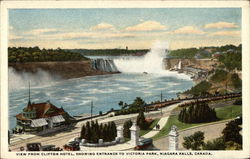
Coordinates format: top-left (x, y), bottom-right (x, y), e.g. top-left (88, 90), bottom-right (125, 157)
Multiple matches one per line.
top-left (112, 41), bottom-right (191, 79)
top-left (113, 41), bottom-right (168, 74)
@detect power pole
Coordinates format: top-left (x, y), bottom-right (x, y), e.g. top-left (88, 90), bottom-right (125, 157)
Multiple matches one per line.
top-left (161, 91), bottom-right (163, 115)
top-left (91, 101), bottom-right (93, 121)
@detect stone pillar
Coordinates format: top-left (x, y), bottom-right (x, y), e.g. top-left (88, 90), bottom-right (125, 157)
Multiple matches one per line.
top-left (168, 125), bottom-right (179, 150)
top-left (130, 122), bottom-right (139, 147)
top-left (99, 139), bottom-right (103, 145)
top-left (117, 126), bottom-right (124, 143)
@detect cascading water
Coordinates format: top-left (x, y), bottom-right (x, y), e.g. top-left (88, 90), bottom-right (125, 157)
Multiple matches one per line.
top-left (91, 59), bottom-right (119, 72)
top-left (113, 41), bottom-right (168, 74)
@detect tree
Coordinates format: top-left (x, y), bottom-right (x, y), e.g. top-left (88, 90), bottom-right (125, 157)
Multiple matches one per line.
top-left (118, 101), bottom-right (124, 109)
top-left (136, 111), bottom-right (149, 130)
top-left (80, 120), bottom-right (117, 143)
top-left (130, 97), bottom-right (146, 109)
top-left (178, 101), bottom-right (217, 123)
top-left (222, 120), bottom-right (242, 144)
top-left (182, 131), bottom-right (205, 150)
top-left (202, 137), bottom-right (225, 150)
top-left (80, 125), bottom-right (86, 139)
top-left (123, 120), bottom-right (133, 138)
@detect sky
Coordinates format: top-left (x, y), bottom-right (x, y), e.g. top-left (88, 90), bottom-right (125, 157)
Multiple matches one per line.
top-left (9, 8), bottom-right (241, 50)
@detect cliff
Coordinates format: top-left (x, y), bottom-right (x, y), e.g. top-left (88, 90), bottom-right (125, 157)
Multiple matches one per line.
top-left (9, 61), bottom-right (118, 79)
top-left (164, 58), bottom-right (219, 71)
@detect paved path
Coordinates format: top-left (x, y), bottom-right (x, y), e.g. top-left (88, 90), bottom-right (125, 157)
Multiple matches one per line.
top-left (152, 120), bottom-right (229, 150)
top-left (142, 116), bottom-right (169, 138)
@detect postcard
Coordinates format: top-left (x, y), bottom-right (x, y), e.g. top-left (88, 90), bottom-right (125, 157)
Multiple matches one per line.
top-left (1, 0), bottom-right (249, 159)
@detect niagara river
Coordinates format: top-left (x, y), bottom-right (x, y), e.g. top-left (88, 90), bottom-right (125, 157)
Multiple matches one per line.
top-left (8, 42), bottom-right (194, 130)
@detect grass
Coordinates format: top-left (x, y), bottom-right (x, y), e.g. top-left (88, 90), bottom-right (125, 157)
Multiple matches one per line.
top-left (152, 105), bottom-right (242, 140)
top-left (139, 118), bottom-right (160, 136)
top-left (152, 115), bottom-right (200, 140)
top-left (216, 105), bottom-right (242, 120)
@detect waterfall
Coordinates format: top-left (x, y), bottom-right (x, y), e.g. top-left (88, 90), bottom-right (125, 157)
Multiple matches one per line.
top-left (178, 60), bottom-right (182, 70)
top-left (113, 41), bottom-right (168, 74)
top-left (91, 59), bottom-right (119, 72)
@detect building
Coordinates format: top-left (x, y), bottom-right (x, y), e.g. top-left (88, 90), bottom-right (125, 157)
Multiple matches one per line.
top-left (15, 86), bottom-right (74, 133)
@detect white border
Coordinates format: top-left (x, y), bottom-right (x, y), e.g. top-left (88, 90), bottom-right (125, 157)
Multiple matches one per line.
top-left (1, 1), bottom-right (249, 159)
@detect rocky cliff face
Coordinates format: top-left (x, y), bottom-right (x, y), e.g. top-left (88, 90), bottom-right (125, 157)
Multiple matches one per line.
top-left (9, 61), bottom-right (117, 79)
top-left (164, 58), bottom-right (219, 71)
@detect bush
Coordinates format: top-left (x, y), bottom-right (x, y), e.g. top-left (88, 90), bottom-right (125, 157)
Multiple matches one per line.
top-left (210, 69), bottom-right (228, 83)
top-left (231, 73), bottom-right (242, 89)
top-left (182, 131), bottom-right (205, 150)
top-left (225, 141), bottom-right (242, 150)
top-left (203, 137), bottom-right (225, 150)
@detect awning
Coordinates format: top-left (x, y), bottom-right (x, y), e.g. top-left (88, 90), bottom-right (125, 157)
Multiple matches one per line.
top-left (31, 118), bottom-right (48, 127)
top-left (50, 115), bottom-right (65, 123)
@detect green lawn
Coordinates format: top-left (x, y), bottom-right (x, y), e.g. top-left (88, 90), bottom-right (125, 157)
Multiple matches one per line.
top-left (152, 105), bottom-right (242, 140)
top-left (216, 105), bottom-right (242, 120)
top-left (152, 115), bottom-right (200, 140)
top-left (139, 118), bottom-right (160, 136)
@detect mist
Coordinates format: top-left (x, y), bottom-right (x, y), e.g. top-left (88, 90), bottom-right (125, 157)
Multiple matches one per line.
top-left (8, 67), bottom-right (61, 92)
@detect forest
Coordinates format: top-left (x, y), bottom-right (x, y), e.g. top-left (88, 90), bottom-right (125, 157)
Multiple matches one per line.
top-left (8, 46), bottom-right (88, 63)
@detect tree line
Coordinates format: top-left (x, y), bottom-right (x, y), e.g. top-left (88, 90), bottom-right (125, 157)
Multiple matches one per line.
top-left (8, 46), bottom-right (88, 63)
top-left (168, 44), bottom-right (241, 59)
top-left (66, 49), bottom-right (149, 56)
top-left (178, 101), bottom-right (218, 123)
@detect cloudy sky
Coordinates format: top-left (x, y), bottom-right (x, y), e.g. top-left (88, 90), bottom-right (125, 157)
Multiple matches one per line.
top-left (9, 8), bottom-right (241, 50)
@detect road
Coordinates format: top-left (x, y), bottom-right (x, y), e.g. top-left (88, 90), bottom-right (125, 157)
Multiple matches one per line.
top-left (152, 120), bottom-right (229, 150)
top-left (9, 102), bottom-right (180, 151)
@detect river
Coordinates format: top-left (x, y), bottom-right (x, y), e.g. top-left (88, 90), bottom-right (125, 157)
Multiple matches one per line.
top-left (8, 42), bottom-right (194, 130)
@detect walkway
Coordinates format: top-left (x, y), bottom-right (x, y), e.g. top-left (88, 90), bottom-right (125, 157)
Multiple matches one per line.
top-left (142, 116), bottom-right (169, 138)
top-left (153, 120), bottom-right (229, 150)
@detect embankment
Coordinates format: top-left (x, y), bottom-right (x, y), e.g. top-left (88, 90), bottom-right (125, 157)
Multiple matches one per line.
top-left (9, 60), bottom-right (118, 79)
top-left (164, 58), bottom-right (219, 71)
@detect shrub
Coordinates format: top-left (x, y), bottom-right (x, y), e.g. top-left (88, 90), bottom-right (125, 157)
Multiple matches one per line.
top-left (202, 137), bottom-right (225, 150)
top-left (210, 69), bottom-right (228, 83)
top-left (231, 73), bottom-right (242, 89)
top-left (182, 131), bottom-right (205, 150)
